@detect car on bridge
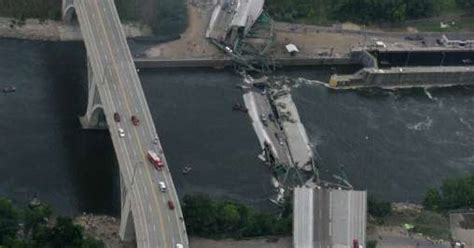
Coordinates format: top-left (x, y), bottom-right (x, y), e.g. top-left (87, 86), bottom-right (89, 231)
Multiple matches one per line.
top-left (167, 200), bottom-right (175, 210)
top-left (118, 128), bottom-right (125, 138)
top-left (131, 115), bottom-right (140, 126)
top-left (114, 112), bottom-right (120, 122)
top-left (158, 181), bottom-right (167, 192)
top-left (147, 150), bottom-right (164, 169)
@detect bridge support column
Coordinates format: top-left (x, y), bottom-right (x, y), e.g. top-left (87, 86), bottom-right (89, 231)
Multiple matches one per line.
top-left (79, 59), bottom-right (107, 129)
top-left (119, 197), bottom-right (135, 241)
top-left (119, 174), bottom-right (136, 242)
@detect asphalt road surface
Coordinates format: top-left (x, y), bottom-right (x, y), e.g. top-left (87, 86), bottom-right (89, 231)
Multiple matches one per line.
top-left (75, 0), bottom-right (188, 247)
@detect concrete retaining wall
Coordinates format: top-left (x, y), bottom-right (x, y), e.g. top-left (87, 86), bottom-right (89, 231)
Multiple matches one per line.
top-left (331, 66), bottom-right (474, 89)
top-left (134, 57), bottom-right (357, 69)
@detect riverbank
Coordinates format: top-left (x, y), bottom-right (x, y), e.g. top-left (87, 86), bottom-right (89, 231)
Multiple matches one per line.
top-left (75, 213), bottom-right (292, 248)
top-left (367, 203), bottom-right (452, 248)
top-left (141, 0), bottom-right (474, 64)
top-left (0, 17), bottom-right (150, 41)
top-left (76, 205), bottom-right (452, 248)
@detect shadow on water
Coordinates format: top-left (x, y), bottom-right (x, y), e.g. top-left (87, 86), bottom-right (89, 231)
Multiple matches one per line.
top-left (139, 67), bottom-right (275, 210)
top-left (0, 39), bottom-right (119, 216)
top-left (42, 41), bottom-right (121, 216)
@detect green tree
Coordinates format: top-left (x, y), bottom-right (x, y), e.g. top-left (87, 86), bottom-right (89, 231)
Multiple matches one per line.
top-left (0, 198), bottom-right (20, 245)
top-left (182, 194), bottom-right (218, 236)
top-left (216, 203), bottom-right (241, 234)
top-left (406, 0), bottom-right (440, 18)
top-left (50, 217), bottom-right (84, 248)
top-left (422, 174), bottom-right (474, 212)
top-left (368, 195), bottom-right (392, 218)
top-left (422, 188), bottom-right (442, 211)
top-left (367, 240), bottom-right (378, 248)
top-left (182, 193), bottom-right (291, 239)
top-left (81, 237), bottom-right (105, 248)
top-left (456, 0), bottom-right (474, 8)
top-left (440, 174), bottom-right (474, 210)
top-left (23, 204), bottom-right (52, 240)
top-left (267, 0), bottom-right (444, 24)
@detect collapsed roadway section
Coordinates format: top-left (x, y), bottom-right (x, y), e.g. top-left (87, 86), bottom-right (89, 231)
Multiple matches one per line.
top-left (240, 75), bottom-right (318, 205)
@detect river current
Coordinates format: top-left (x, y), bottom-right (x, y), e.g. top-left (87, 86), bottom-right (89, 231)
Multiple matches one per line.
top-left (0, 38), bottom-right (473, 215)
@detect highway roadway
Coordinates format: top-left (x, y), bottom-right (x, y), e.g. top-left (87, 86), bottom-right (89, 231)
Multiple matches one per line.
top-left (243, 86), bottom-right (293, 167)
top-left (74, 0), bottom-right (188, 247)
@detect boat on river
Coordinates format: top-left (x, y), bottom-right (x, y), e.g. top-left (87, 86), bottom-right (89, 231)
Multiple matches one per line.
top-left (3, 86), bottom-right (16, 93)
top-left (182, 166), bottom-right (192, 175)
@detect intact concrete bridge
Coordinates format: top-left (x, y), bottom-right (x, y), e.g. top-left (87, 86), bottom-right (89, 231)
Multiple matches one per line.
top-left (62, 0), bottom-right (188, 247)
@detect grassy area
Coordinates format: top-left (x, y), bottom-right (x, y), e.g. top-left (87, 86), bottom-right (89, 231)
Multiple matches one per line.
top-left (407, 16), bottom-right (474, 32)
top-left (379, 209), bottom-right (451, 240)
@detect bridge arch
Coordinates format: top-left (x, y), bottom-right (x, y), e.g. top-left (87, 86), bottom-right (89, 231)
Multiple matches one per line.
top-left (89, 104), bottom-right (107, 128)
top-left (63, 5), bottom-right (78, 25)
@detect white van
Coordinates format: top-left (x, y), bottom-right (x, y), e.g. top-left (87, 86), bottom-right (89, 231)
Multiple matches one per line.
top-left (158, 181), bottom-right (167, 192)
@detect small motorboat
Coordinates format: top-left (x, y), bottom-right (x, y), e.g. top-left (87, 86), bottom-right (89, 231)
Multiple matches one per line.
top-left (182, 166), bottom-right (192, 175)
top-left (232, 103), bottom-right (248, 113)
top-left (3, 86), bottom-right (16, 93)
top-left (232, 103), bottom-right (242, 111)
top-left (462, 58), bottom-right (473, 64)
top-left (379, 60), bottom-right (390, 66)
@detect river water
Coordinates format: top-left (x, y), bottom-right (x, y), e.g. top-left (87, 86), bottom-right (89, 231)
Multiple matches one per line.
top-left (0, 38), bottom-right (473, 216)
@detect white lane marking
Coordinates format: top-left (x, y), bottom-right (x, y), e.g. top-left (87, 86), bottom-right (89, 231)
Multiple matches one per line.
top-left (141, 129), bottom-right (147, 140)
top-left (91, 1), bottom-right (169, 246)
top-left (76, 1), bottom-right (153, 245)
top-left (96, 0), bottom-right (187, 244)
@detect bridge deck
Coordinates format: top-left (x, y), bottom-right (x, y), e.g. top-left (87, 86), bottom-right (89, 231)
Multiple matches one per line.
top-left (74, 0), bottom-right (187, 247)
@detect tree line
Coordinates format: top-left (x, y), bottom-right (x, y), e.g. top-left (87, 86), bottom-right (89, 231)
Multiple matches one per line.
top-left (114, 0), bottom-right (187, 35)
top-left (423, 173), bottom-right (474, 212)
top-left (0, 0), bottom-right (188, 36)
top-left (0, 0), bottom-right (61, 21)
top-left (181, 194), bottom-right (292, 239)
top-left (266, 0), bottom-right (474, 24)
top-left (0, 198), bottom-right (103, 248)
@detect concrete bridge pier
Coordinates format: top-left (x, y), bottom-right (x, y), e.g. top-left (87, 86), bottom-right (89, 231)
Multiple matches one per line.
top-left (119, 174), bottom-right (136, 241)
top-left (79, 60), bottom-right (107, 129)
